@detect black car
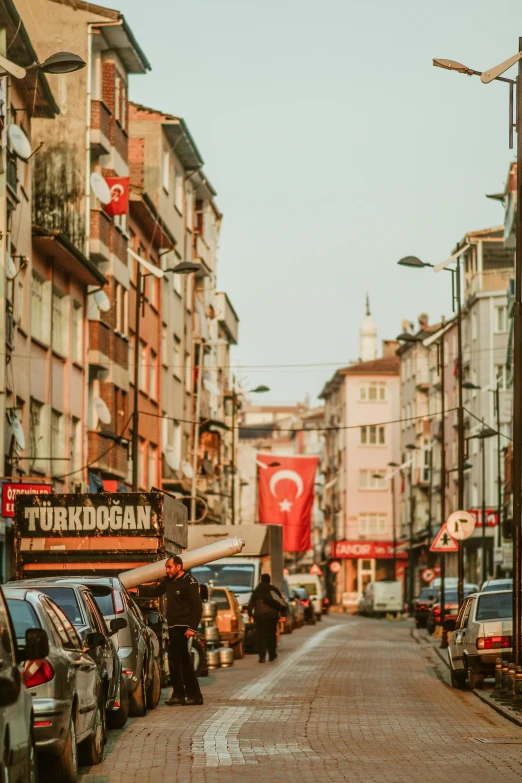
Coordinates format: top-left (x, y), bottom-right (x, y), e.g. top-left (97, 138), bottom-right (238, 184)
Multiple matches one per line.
top-left (293, 586), bottom-right (316, 625)
top-left (414, 587), bottom-right (437, 628)
top-left (10, 580), bottom-right (126, 731)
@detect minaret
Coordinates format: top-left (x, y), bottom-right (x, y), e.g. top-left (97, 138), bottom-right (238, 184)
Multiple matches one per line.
top-left (360, 294), bottom-right (378, 362)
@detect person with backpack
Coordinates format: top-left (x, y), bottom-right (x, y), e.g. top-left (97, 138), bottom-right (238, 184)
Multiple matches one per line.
top-left (247, 573), bottom-right (286, 663)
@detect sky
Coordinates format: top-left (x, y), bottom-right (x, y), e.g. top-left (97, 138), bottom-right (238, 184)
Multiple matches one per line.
top-left (121, 0), bottom-right (518, 405)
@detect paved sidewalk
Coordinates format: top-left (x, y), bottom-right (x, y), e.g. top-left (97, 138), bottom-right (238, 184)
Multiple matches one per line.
top-left (79, 615), bottom-right (522, 783)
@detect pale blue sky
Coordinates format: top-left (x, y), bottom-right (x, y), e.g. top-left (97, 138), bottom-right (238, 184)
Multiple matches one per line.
top-left (121, 0), bottom-right (518, 403)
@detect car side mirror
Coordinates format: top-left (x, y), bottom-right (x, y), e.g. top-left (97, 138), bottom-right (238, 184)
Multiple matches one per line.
top-left (84, 631), bottom-right (105, 651)
top-left (109, 617), bottom-right (127, 635)
top-left (25, 628), bottom-right (49, 660)
top-left (443, 618), bottom-right (457, 632)
top-left (147, 611), bottom-right (160, 625)
top-left (0, 668), bottom-right (20, 707)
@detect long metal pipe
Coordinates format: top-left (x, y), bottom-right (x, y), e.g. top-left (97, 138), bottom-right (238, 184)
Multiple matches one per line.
top-left (119, 536), bottom-right (245, 589)
top-left (456, 256), bottom-right (465, 609)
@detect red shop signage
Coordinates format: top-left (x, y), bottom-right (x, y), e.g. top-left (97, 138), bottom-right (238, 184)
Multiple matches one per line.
top-left (2, 483), bottom-right (52, 518)
top-left (333, 541), bottom-right (408, 560)
top-left (467, 509), bottom-right (499, 528)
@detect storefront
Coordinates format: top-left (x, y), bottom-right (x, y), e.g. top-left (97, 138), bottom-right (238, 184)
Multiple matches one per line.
top-left (333, 540), bottom-right (408, 610)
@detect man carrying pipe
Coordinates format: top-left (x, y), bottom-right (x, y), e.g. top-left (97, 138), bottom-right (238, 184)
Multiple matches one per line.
top-left (137, 554), bottom-right (203, 706)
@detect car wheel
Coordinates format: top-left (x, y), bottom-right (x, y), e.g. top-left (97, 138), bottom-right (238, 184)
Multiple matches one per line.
top-left (450, 668), bottom-right (467, 689)
top-left (467, 665), bottom-right (484, 690)
top-left (26, 731), bottom-right (38, 783)
top-left (233, 640), bottom-right (244, 660)
top-left (107, 676), bottom-right (129, 730)
top-left (53, 712), bottom-right (78, 783)
top-left (146, 660), bottom-right (161, 710)
top-left (129, 668), bottom-right (147, 718)
top-left (78, 698), bottom-right (104, 767)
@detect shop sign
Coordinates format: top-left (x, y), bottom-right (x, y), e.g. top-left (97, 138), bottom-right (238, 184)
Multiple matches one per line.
top-left (467, 509), bottom-right (499, 527)
top-left (333, 541), bottom-right (408, 560)
top-left (2, 483), bottom-right (52, 518)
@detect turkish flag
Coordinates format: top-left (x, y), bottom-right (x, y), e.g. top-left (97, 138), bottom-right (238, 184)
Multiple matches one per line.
top-left (103, 177), bottom-right (130, 216)
top-left (257, 453), bottom-right (319, 552)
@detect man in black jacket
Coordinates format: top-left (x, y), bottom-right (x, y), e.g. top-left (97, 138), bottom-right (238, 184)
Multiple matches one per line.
top-left (139, 555), bottom-right (203, 705)
top-left (247, 573), bottom-right (285, 663)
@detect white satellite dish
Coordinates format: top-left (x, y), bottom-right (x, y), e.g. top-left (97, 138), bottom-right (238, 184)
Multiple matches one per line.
top-left (93, 289), bottom-right (111, 312)
top-left (181, 461), bottom-right (194, 479)
top-left (91, 172), bottom-right (112, 205)
top-left (128, 247), bottom-right (164, 280)
top-left (9, 124), bottom-right (32, 161)
top-left (165, 445), bottom-right (179, 472)
top-left (6, 256), bottom-right (17, 280)
top-left (11, 416), bottom-right (25, 450)
top-left (94, 397), bottom-right (112, 425)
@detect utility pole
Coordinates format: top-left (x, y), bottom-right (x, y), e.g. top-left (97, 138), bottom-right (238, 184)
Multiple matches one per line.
top-left (132, 263), bottom-right (142, 492)
top-left (439, 323), bottom-right (447, 648)
top-left (230, 387), bottom-right (237, 525)
top-left (494, 385), bottom-right (502, 577)
top-left (456, 256), bottom-right (465, 609)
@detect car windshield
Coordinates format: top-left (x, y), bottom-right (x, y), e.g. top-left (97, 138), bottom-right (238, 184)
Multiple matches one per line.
top-left (418, 589), bottom-right (436, 601)
top-left (291, 582), bottom-right (317, 597)
top-left (482, 581), bottom-right (512, 593)
top-left (476, 592), bottom-right (512, 621)
top-left (442, 588), bottom-right (475, 603)
top-left (36, 587), bottom-right (83, 626)
top-left (6, 599), bottom-right (40, 647)
top-left (191, 564), bottom-right (255, 594)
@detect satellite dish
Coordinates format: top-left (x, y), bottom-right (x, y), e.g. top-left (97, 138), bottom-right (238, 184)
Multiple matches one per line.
top-left (165, 445), bottom-right (179, 471)
top-left (181, 461), bottom-right (193, 479)
top-left (93, 289), bottom-right (111, 312)
top-left (9, 124), bottom-right (32, 161)
top-left (11, 417), bottom-right (25, 450)
top-left (94, 397), bottom-right (112, 425)
top-left (6, 256), bottom-right (17, 280)
top-left (91, 172), bottom-right (112, 205)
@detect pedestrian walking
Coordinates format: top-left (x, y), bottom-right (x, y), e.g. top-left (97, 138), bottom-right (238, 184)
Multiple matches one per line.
top-left (138, 554), bottom-right (203, 705)
top-left (248, 573), bottom-right (286, 663)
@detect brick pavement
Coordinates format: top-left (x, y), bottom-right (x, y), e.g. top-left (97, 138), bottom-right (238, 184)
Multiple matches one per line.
top-left (79, 615), bottom-right (522, 783)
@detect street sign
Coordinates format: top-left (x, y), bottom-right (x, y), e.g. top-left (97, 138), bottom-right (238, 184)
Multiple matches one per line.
top-left (446, 510), bottom-right (476, 541)
top-left (329, 561), bottom-right (341, 574)
top-left (310, 564), bottom-right (322, 575)
top-left (430, 523), bottom-right (459, 553)
top-left (421, 567), bottom-right (436, 583)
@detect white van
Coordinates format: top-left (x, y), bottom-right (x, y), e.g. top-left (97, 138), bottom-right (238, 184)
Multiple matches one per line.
top-left (286, 574), bottom-right (323, 620)
top-left (358, 581), bottom-right (403, 617)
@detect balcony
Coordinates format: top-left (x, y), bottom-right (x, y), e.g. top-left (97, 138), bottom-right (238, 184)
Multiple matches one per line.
top-left (88, 320), bottom-right (111, 371)
top-left (90, 210), bottom-right (111, 265)
top-left (113, 121), bottom-right (128, 163)
top-left (215, 292), bottom-right (239, 345)
top-left (466, 269), bottom-right (513, 298)
top-left (88, 431), bottom-right (128, 479)
top-left (91, 101), bottom-right (111, 156)
top-left (112, 225), bottom-right (128, 265)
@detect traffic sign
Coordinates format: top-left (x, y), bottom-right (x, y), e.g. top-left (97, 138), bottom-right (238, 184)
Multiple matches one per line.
top-left (421, 567), bottom-right (436, 583)
top-left (310, 564), bottom-right (322, 575)
top-left (430, 523), bottom-right (459, 553)
top-left (446, 510), bottom-right (476, 541)
top-left (329, 561), bottom-right (341, 574)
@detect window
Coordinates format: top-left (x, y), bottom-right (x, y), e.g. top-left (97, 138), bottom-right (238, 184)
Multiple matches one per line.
top-left (359, 425), bottom-right (386, 445)
top-left (149, 275), bottom-right (158, 310)
top-left (114, 284), bottom-right (128, 336)
top-left (359, 382), bottom-right (386, 402)
top-left (71, 301), bottom-right (83, 363)
top-left (149, 350), bottom-right (157, 400)
top-left (138, 440), bottom-right (146, 488)
top-left (358, 514), bottom-right (387, 536)
top-left (51, 289), bottom-right (67, 354)
top-left (161, 325), bottom-right (168, 367)
top-left (30, 398), bottom-right (47, 470)
top-left (184, 352), bottom-right (191, 391)
top-left (175, 173), bottom-right (184, 213)
top-left (31, 272), bottom-right (50, 343)
top-left (172, 337), bottom-right (181, 378)
top-left (16, 265), bottom-right (25, 328)
top-left (162, 149), bottom-right (170, 192)
top-left (70, 417), bottom-right (81, 475)
top-left (51, 410), bottom-right (65, 465)
top-left (148, 444), bottom-right (157, 487)
top-left (128, 338), bottom-right (135, 381)
top-left (359, 470), bottom-right (386, 490)
top-left (496, 364), bottom-right (507, 391)
top-left (139, 342), bottom-right (147, 391)
top-left (186, 189), bottom-right (193, 230)
top-left (471, 311), bottom-right (477, 341)
top-left (495, 305), bottom-right (507, 333)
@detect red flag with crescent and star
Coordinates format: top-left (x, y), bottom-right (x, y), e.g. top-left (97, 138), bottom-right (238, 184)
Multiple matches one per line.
top-left (103, 177), bottom-right (130, 216)
top-left (257, 453), bottom-right (319, 552)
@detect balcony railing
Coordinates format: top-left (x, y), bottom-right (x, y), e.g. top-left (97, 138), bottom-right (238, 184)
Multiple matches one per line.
top-left (90, 210), bottom-right (111, 264)
top-left (91, 100), bottom-right (111, 156)
top-left (466, 269), bottom-right (513, 297)
top-left (113, 121), bottom-right (128, 162)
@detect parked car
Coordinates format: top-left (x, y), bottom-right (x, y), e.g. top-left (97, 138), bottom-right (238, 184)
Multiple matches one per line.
top-left (0, 585), bottom-right (48, 782)
top-left (293, 586), bottom-right (316, 625)
top-left (481, 579), bottom-right (513, 593)
top-left (9, 580), bottom-right (125, 729)
top-left (447, 589), bottom-right (512, 689)
top-left (210, 587), bottom-right (245, 658)
top-left (286, 574), bottom-right (323, 621)
top-left (413, 587), bottom-right (437, 628)
top-left (69, 577), bottom-right (160, 715)
top-left (358, 581), bottom-right (402, 617)
top-left (426, 584), bottom-right (478, 635)
top-left (289, 589), bottom-right (305, 628)
top-left (5, 586), bottom-right (104, 781)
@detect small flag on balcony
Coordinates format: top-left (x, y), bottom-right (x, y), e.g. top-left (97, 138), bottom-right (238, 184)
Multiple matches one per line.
top-left (103, 177), bottom-right (130, 216)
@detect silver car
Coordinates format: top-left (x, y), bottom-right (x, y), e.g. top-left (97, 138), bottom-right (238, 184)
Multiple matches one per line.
top-left (447, 589), bottom-right (512, 689)
top-left (5, 587), bottom-right (103, 783)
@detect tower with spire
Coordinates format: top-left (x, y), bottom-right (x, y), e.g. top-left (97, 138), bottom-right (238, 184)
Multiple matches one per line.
top-left (359, 294), bottom-right (377, 362)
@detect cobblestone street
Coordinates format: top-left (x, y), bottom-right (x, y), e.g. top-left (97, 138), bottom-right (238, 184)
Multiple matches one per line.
top-left (80, 615), bottom-right (522, 783)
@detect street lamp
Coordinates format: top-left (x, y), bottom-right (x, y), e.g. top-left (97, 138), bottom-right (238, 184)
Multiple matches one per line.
top-left (37, 52), bottom-right (86, 74)
top-left (434, 41), bottom-right (522, 664)
top-left (468, 423), bottom-right (497, 582)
